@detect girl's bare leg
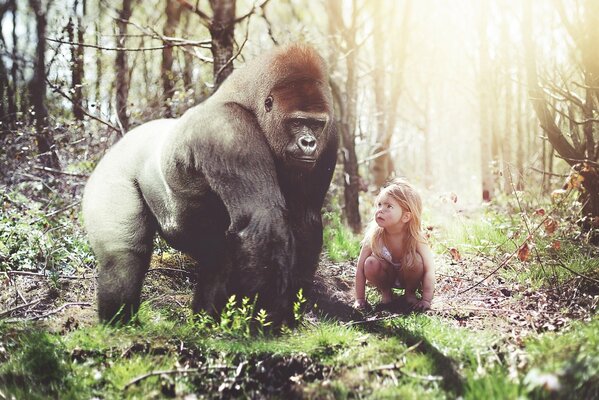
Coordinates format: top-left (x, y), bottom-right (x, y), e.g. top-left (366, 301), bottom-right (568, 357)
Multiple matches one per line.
top-left (363, 256), bottom-right (395, 303)
top-left (397, 253), bottom-right (424, 304)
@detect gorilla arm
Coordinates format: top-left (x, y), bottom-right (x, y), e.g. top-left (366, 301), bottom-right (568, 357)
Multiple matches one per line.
top-left (180, 102), bottom-right (296, 316)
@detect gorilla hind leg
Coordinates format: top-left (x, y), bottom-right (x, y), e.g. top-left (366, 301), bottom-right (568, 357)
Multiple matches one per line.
top-left (96, 247), bottom-right (153, 323)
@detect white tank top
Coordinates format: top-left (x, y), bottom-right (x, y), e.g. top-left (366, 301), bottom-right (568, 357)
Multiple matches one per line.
top-left (381, 245), bottom-right (401, 268)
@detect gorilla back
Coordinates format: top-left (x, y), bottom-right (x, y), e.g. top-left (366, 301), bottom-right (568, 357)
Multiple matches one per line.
top-left (82, 43), bottom-right (338, 324)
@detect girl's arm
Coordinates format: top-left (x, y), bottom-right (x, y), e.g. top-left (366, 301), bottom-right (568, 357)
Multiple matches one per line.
top-left (354, 243), bottom-right (372, 307)
top-left (415, 240), bottom-right (436, 310)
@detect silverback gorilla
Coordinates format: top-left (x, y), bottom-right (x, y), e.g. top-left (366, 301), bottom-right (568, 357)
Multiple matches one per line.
top-left (82, 44), bottom-right (338, 324)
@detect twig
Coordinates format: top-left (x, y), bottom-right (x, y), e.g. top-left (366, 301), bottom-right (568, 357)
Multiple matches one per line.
top-left (33, 166), bottom-right (89, 178)
top-left (124, 365), bottom-right (229, 389)
top-left (147, 268), bottom-right (192, 275)
top-left (552, 260), bottom-right (599, 285)
top-left (529, 166), bottom-right (568, 178)
top-left (30, 200), bottom-right (82, 224)
top-left (6, 302), bottom-right (92, 322)
top-left (400, 370), bottom-right (443, 381)
top-left (343, 314), bottom-right (398, 327)
top-left (368, 340), bottom-right (422, 372)
top-left (235, 0), bottom-right (272, 23)
top-left (5, 270), bottom-right (95, 280)
top-left (45, 77), bottom-right (120, 132)
top-left (0, 299), bottom-right (43, 318)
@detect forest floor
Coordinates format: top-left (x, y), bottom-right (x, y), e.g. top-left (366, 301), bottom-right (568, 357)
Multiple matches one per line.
top-left (1, 176), bottom-right (599, 399)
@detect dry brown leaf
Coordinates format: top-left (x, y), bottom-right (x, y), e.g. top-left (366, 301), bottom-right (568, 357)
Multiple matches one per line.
top-left (544, 218), bottom-right (558, 235)
top-left (551, 240), bottom-right (561, 251)
top-left (449, 247), bottom-right (461, 261)
top-left (533, 208), bottom-right (545, 216)
top-left (518, 242), bottom-right (531, 262)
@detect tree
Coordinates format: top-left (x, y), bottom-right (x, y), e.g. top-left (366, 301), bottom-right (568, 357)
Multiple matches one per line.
top-left (162, 0), bottom-right (182, 117)
top-left (177, 0), bottom-right (236, 89)
top-left (369, 0), bottom-right (411, 190)
top-left (478, 0), bottom-right (494, 201)
top-left (328, 0), bottom-right (361, 233)
top-left (524, 0), bottom-right (599, 237)
top-left (28, 0), bottom-right (60, 168)
top-left (115, 0), bottom-right (132, 132)
top-left (69, 0), bottom-right (85, 121)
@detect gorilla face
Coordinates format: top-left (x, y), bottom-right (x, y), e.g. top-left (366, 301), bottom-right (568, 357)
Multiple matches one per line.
top-left (283, 113), bottom-right (328, 169)
top-left (263, 77), bottom-right (332, 170)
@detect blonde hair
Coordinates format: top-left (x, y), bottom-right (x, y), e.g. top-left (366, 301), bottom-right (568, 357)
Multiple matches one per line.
top-left (362, 178), bottom-right (425, 269)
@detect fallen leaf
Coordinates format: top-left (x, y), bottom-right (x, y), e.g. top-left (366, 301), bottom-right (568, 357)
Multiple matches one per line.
top-left (533, 208), bottom-right (545, 216)
top-left (449, 247), bottom-right (461, 261)
top-left (551, 240), bottom-right (561, 250)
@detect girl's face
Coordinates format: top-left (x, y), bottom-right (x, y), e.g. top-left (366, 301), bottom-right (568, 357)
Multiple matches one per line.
top-left (375, 192), bottom-right (410, 229)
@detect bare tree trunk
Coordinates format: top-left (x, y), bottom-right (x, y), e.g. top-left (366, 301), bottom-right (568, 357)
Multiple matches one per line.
top-left (162, 0), bottom-right (182, 117)
top-left (503, 77), bottom-right (512, 193)
top-left (328, 0), bottom-right (361, 233)
top-left (369, 0), bottom-right (410, 190)
top-left (479, 0), bottom-right (494, 201)
top-left (94, 18), bottom-right (102, 111)
top-left (115, 0), bottom-right (132, 132)
top-left (516, 65), bottom-right (525, 191)
top-left (69, 0), bottom-right (85, 121)
top-left (209, 0), bottom-right (235, 89)
top-left (182, 13), bottom-right (194, 92)
top-left (29, 0), bottom-right (60, 168)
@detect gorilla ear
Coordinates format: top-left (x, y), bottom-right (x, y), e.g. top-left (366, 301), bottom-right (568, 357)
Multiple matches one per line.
top-left (264, 95), bottom-right (273, 112)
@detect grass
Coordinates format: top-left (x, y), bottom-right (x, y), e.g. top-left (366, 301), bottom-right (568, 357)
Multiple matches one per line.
top-left (1, 182), bottom-right (598, 398)
top-left (2, 298), bottom-right (598, 398)
top-left (323, 206), bottom-right (362, 262)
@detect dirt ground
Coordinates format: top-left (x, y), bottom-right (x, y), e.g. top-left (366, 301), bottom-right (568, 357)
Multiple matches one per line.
top-left (2, 251), bottom-right (597, 344)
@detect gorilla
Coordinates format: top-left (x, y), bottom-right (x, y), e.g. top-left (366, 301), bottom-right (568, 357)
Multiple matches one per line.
top-left (82, 43), bottom-right (338, 324)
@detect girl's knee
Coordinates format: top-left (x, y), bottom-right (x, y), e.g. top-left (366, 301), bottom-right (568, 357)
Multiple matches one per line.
top-left (364, 256), bottom-right (384, 279)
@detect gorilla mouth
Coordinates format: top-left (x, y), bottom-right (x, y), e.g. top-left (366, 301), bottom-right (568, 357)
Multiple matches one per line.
top-left (292, 156), bottom-right (317, 163)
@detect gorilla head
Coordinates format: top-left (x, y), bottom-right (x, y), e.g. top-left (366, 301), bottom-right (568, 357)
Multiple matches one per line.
top-left (82, 43), bottom-right (338, 325)
top-left (229, 45), bottom-right (333, 171)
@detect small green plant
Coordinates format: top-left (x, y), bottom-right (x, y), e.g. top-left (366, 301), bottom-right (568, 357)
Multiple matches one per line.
top-left (293, 288), bottom-right (307, 324)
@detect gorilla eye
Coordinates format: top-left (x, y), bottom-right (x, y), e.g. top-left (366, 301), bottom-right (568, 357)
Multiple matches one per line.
top-left (264, 96), bottom-right (273, 112)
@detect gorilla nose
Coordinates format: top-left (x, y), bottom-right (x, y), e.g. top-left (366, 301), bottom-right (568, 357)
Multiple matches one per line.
top-left (298, 134), bottom-right (317, 156)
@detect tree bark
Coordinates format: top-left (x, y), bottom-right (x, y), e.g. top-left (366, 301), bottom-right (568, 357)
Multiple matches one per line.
top-left (162, 0), bottom-right (182, 117)
top-left (70, 0), bottom-right (85, 121)
top-left (479, 0), bottom-right (494, 201)
top-left (209, 0), bottom-right (235, 89)
top-left (369, 0), bottom-right (410, 190)
top-left (115, 0), bottom-right (132, 132)
top-left (328, 0), bottom-right (361, 233)
top-left (28, 0), bottom-right (60, 168)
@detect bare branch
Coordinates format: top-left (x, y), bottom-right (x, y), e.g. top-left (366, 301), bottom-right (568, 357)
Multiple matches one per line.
top-left (176, 0), bottom-right (211, 26)
top-left (45, 77), bottom-right (121, 133)
top-left (235, 0), bottom-right (272, 23)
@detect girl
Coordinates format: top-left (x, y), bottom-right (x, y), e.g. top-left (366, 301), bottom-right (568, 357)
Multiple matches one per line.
top-left (354, 178), bottom-right (435, 311)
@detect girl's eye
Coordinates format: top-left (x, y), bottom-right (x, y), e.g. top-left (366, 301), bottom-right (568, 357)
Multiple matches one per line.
top-left (387, 205), bottom-right (393, 209)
